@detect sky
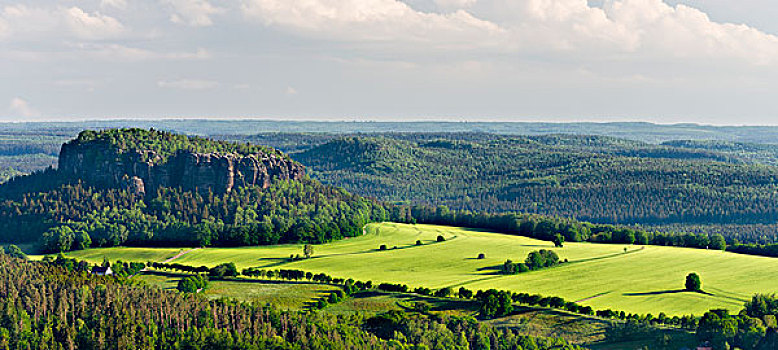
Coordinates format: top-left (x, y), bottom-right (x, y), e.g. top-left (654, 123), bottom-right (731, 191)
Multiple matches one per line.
top-left (1, 0), bottom-right (778, 124)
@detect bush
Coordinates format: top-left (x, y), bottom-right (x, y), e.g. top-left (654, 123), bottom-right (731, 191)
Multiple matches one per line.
top-left (414, 287), bottom-right (432, 296)
top-left (3, 245), bottom-right (27, 260)
top-left (437, 235), bottom-right (445, 242)
top-left (477, 253), bottom-right (486, 259)
top-left (413, 302), bottom-right (431, 313)
top-left (434, 287), bottom-right (452, 298)
top-left (378, 283), bottom-right (408, 293)
top-left (177, 275), bottom-right (208, 293)
top-left (379, 244), bottom-right (387, 251)
top-left (209, 262), bottom-right (238, 278)
top-left (416, 240), bottom-right (422, 246)
top-left (525, 250), bottom-right (560, 270)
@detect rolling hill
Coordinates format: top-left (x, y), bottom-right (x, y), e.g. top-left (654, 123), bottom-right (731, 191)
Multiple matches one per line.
top-left (58, 222), bottom-right (778, 316)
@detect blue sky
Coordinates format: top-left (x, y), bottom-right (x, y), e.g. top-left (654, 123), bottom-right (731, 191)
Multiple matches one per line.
top-left (2, 0), bottom-right (778, 124)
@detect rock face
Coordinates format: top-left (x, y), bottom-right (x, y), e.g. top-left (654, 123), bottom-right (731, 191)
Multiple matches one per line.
top-left (58, 142), bottom-right (305, 194)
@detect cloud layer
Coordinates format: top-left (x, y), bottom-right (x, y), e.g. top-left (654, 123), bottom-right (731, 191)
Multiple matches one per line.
top-left (239, 0), bottom-right (778, 64)
top-left (1, 0), bottom-right (777, 121)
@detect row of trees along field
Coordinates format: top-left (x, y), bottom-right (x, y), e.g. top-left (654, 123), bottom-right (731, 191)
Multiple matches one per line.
top-left (399, 206), bottom-right (778, 257)
top-left (0, 252), bottom-right (583, 350)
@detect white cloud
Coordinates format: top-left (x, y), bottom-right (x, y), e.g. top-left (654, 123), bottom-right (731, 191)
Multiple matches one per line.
top-left (164, 0), bottom-right (224, 27)
top-left (8, 97), bottom-right (39, 117)
top-left (0, 5), bottom-right (124, 41)
top-left (0, 17), bottom-right (7, 38)
top-left (65, 7), bottom-right (124, 39)
top-left (600, 0), bottom-right (778, 65)
top-left (239, 0), bottom-right (778, 65)
top-left (1, 44), bottom-right (211, 62)
top-left (158, 79), bottom-right (220, 90)
top-left (68, 44), bottom-right (211, 61)
top-left (434, 0), bottom-right (478, 11)
top-left (100, 0), bottom-right (128, 10)
top-left (285, 86), bottom-right (298, 95)
top-left (240, 0), bottom-right (504, 47)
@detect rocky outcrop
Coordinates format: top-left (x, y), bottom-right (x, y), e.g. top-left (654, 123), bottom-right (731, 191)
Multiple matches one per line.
top-left (58, 142), bottom-right (305, 194)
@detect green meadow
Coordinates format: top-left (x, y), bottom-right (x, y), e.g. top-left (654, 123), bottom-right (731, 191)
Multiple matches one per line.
top-left (60, 222), bottom-right (778, 315)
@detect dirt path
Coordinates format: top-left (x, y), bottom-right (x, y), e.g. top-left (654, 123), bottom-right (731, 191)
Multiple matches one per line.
top-left (163, 248), bottom-right (202, 263)
top-left (133, 248), bottom-right (202, 278)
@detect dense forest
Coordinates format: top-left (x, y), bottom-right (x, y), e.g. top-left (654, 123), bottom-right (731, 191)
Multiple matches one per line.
top-left (221, 133), bottom-right (778, 244)
top-left (6, 129), bottom-right (778, 255)
top-left (0, 177), bottom-right (387, 251)
top-left (290, 134), bottom-right (778, 225)
top-left (0, 252), bottom-right (583, 350)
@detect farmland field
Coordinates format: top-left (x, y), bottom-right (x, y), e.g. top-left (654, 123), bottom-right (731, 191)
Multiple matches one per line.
top-left (55, 222), bottom-right (778, 315)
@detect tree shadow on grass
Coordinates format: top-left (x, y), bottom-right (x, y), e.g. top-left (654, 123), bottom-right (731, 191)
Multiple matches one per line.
top-left (624, 289), bottom-right (714, 296)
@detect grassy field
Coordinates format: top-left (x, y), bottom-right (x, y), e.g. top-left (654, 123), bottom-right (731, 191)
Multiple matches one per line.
top-left (136, 272), bottom-right (341, 309)
top-left (56, 222), bottom-right (778, 315)
top-left (64, 247), bottom-right (184, 264)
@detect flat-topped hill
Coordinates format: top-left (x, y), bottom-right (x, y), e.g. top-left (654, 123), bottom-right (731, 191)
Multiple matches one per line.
top-left (0, 129), bottom-right (384, 251)
top-left (58, 129), bottom-right (304, 194)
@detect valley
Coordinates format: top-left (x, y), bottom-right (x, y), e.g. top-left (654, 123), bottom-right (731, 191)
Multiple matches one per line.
top-left (54, 222), bottom-right (778, 315)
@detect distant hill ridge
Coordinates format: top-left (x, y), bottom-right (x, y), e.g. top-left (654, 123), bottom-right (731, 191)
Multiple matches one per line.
top-left (58, 128), bottom-right (305, 194)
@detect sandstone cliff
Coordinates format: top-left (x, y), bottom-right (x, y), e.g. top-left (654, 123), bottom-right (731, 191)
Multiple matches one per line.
top-left (58, 140), bottom-right (305, 194)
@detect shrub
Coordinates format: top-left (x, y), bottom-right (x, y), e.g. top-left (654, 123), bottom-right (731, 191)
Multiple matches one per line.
top-left (413, 302), bottom-right (431, 313)
top-left (437, 235), bottom-right (445, 242)
top-left (177, 275), bottom-right (208, 293)
top-left (434, 287), bottom-right (452, 298)
top-left (477, 253), bottom-right (486, 259)
top-left (414, 287), bottom-right (432, 296)
top-left (3, 245), bottom-right (27, 260)
top-left (379, 244), bottom-right (387, 251)
top-left (209, 262), bottom-right (238, 278)
top-left (416, 240), bottom-right (422, 246)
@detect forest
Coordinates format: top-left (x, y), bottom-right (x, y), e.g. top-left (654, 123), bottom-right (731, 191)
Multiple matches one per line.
top-left (289, 134), bottom-right (778, 226)
top-left (5, 129), bottom-right (778, 259)
top-left (221, 132), bottom-right (778, 244)
top-left (0, 252), bottom-right (583, 350)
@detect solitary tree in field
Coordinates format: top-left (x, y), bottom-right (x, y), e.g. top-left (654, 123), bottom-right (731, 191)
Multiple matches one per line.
top-left (303, 244), bottom-right (314, 259)
top-left (686, 273), bottom-right (702, 292)
top-left (553, 234), bottom-right (565, 248)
